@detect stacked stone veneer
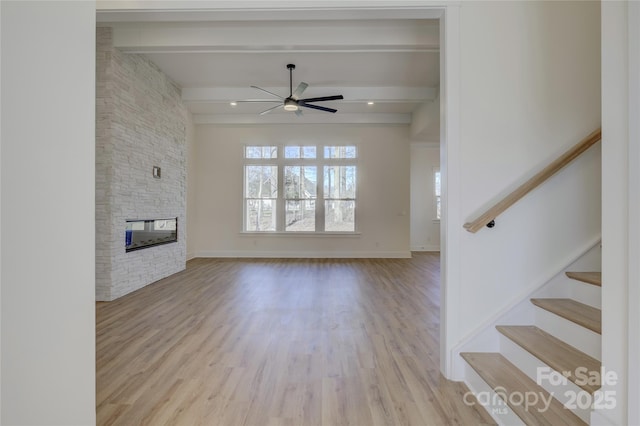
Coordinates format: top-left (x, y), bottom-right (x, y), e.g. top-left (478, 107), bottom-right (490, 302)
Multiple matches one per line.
top-left (96, 27), bottom-right (187, 301)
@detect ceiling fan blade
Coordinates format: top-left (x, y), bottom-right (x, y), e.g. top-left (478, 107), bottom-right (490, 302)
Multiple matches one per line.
top-left (259, 104), bottom-right (284, 115)
top-left (295, 109), bottom-right (304, 117)
top-left (235, 99), bottom-right (282, 103)
top-left (250, 85), bottom-right (284, 99)
top-left (291, 82), bottom-right (309, 100)
top-left (299, 95), bottom-right (344, 103)
top-left (299, 103), bottom-right (337, 114)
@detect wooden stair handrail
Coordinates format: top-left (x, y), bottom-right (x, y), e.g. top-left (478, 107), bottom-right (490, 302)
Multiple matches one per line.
top-left (463, 128), bottom-right (602, 233)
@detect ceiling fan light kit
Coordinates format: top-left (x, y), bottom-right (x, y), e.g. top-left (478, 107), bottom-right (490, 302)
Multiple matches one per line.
top-left (283, 98), bottom-right (299, 111)
top-left (235, 63), bottom-right (344, 116)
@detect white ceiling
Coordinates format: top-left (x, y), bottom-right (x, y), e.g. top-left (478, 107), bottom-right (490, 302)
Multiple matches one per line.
top-left (99, 15), bottom-right (440, 125)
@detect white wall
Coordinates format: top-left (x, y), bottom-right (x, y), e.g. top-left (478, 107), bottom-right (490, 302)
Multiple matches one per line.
top-left (1, 4), bottom-right (3, 421)
top-left (598, 2), bottom-right (639, 424)
top-left (191, 124), bottom-right (411, 257)
top-left (1, 2), bottom-right (95, 424)
top-left (626, 5), bottom-right (640, 424)
top-left (443, 1), bottom-right (601, 377)
top-left (410, 144), bottom-right (440, 251)
top-left (411, 97), bottom-right (440, 141)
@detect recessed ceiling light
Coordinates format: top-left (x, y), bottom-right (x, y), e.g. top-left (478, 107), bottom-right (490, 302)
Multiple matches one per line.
top-left (230, 101), bottom-right (237, 106)
top-left (367, 101), bottom-right (375, 105)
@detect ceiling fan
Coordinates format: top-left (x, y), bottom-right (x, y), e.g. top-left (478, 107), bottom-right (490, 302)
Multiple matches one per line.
top-left (235, 64), bottom-right (344, 116)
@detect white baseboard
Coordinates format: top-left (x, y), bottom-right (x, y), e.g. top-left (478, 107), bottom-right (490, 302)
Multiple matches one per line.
top-left (186, 252), bottom-right (196, 261)
top-left (192, 250), bottom-right (412, 259)
top-left (410, 245), bottom-right (440, 252)
top-left (590, 409), bottom-right (618, 426)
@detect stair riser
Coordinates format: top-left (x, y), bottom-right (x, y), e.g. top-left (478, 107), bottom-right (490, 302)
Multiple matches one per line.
top-left (500, 335), bottom-right (592, 423)
top-left (463, 362), bottom-right (526, 425)
top-left (565, 245), bottom-right (601, 274)
top-left (451, 304), bottom-right (535, 381)
top-left (534, 308), bottom-right (601, 360)
top-left (568, 280), bottom-right (601, 309)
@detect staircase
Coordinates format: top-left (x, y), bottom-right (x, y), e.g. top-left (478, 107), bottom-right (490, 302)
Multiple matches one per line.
top-left (461, 271), bottom-right (602, 425)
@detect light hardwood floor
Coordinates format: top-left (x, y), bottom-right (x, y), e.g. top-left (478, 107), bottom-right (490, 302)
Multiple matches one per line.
top-left (97, 253), bottom-right (495, 425)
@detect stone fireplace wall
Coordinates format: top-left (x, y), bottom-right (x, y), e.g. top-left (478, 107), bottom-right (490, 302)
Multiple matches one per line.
top-left (96, 27), bottom-right (187, 301)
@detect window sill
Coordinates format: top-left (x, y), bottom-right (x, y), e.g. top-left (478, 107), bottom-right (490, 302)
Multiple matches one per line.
top-left (240, 231), bottom-right (361, 237)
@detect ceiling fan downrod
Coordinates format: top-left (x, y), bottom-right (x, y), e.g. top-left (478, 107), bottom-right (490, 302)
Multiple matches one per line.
top-left (287, 63), bottom-right (295, 97)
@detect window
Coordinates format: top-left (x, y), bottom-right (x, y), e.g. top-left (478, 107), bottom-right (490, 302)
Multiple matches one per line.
top-left (434, 168), bottom-right (441, 220)
top-left (285, 165), bottom-right (316, 231)
top-left (284, 145), bottom-right (316, 159)
top-left (245, 165), bottom-right (278, 231)
top-left (244, 145), bottom-right (357, 232)
top-left (245, 145), bottom-right (277, 159)
top-left (324, 165), bottom-right (356, 231)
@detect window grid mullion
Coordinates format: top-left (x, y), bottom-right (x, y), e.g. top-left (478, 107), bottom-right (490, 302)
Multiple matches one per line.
top-left (276, 151), bottom-right (285, 232)
top-left (317, 159), bottom-right (325, 232)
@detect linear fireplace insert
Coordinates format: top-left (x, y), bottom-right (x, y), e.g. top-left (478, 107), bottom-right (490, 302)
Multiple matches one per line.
top-left (125, 218), bottom-right (177, 252)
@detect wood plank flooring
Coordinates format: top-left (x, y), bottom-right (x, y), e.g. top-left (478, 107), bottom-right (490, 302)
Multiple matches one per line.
top-left (96, 253), bottom-right (495, 426)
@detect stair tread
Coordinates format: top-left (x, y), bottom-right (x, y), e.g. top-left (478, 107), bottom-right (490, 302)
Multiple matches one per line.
top-left (496, 325), bottom-right (601, 393)
top-left (461, 352), bottom-right (586, 426)
top-left (566, 271), bottom-right (601, 287)
top-left (531, 298), bottom-right (601, 334)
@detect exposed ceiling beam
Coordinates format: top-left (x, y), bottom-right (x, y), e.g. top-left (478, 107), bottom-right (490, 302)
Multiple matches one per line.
top-left (182, 86), bottom-right (438, 103)
top-left (192, 113), bottom-right (412, 125)
top-left (109, 21), bottom-right (439, 54)
top-left (96, 2), bottom-right (445, 22)
top-left (114, 46), bottom-right (439, 54)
